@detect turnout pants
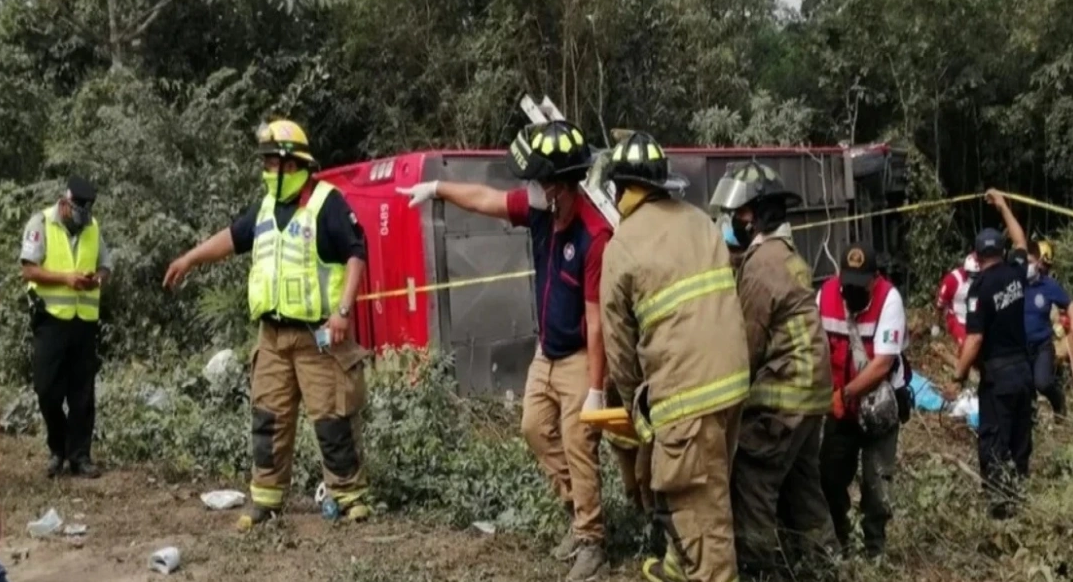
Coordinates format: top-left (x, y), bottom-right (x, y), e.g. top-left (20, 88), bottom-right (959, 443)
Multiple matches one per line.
top-left (249, 322), bottom-right (369, 510)
top-left (32, 314), bottom-right (100, 462)
top-left (732, 411), bottom-right (837, 578)
top-left (1028, 340), bottom-right (1065, 417)
top-left (978, 356), bottom-right (1034, 515)
top-left (819, 416), bottom-right (898, 555)
top-left (521, 348), bottom-right (604, 542)
top-left (648, 405), bottom-right (743, 582)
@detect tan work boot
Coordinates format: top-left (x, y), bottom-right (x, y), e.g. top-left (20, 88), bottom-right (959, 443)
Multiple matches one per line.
top-left (236, 505), bottom-right (279, 532)
top-left (552, 529), bottom-right (581, 561)
top-left (567, 541), bottom-right (607, 582)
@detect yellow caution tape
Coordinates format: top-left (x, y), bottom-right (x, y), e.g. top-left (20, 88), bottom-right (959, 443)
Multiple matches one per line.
top-left (355, 191), bottom-right (1056, 303)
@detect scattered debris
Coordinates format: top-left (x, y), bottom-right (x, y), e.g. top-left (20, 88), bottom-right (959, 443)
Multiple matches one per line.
top-left (200, 490), bottom-right (245, 510)
top-left (10, 549), bottom-right (29, 564)
top-left (363, 534), bottom-right (407, 544)
top-left (73, 513), bottom-right (86, 520)
top-left (149, 547), bottom-right (181, 574)
top-left (472, 521), bottom-right (496, 535)
top-left (145, 388), bottom-right (170, 410)
top-left (204, 349), bottom-right (239, 387)
top-left (27, 508), bottom-right (62, 538)
top-left (63, 524), bottom-right (88, 536)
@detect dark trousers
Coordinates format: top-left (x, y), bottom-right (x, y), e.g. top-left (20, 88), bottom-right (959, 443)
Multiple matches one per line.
top-left (978, 356), bottom-right (1034, 516)
top-left (732, 411), bottom-right (838, 580)
top-left (819, 416), bottom-right (899, 556)
top-left (32, 314), bottom-right (100, 462)
top-left (1028, 340), bottom-right (1065, 417)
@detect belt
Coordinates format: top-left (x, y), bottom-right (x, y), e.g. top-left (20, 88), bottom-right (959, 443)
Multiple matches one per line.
top-left (260, 313), bottom-right (326, 329)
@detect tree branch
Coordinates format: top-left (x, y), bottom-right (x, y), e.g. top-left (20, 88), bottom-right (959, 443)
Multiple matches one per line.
top-left (121, 0), bottom-right (176, 43)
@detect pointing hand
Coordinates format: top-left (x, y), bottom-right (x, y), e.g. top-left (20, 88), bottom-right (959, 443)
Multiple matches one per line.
top-left (395, 181), bottom-right (440, 208)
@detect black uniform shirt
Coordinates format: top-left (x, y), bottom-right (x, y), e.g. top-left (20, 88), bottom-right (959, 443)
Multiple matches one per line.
top-left (966, 248), bottom-right (1029, 362)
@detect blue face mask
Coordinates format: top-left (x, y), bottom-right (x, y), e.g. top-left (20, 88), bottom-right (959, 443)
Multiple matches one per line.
top-left (721, 219), bottom-right (740, 247)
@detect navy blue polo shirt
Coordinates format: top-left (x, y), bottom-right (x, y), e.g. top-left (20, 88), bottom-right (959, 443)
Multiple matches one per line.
top-left (1025, 275), bottom-right (1070, 345)
top-left (507, 189), bottom-right (611, 360)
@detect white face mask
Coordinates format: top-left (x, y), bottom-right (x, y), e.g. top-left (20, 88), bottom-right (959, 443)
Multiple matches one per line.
top-left (1028, 263), bottom-right (1039, 281)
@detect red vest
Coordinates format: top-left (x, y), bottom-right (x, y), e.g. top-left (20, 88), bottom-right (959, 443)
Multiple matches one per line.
top-left (818, 275), bottom-right (894, 418)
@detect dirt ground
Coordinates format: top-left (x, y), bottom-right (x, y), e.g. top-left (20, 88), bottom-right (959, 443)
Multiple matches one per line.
top-left (0, 436), bottom-right (640, 582)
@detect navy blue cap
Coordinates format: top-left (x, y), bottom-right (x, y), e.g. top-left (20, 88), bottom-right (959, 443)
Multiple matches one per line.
top-left (974, 227), bottom-right (1004, 257)
top-left (67, 176), bottom-right (97, 202)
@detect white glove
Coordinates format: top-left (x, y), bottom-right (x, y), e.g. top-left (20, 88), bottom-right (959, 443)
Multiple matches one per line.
top-left (396, 181), bottom-right (440, 208)
top-left (582, 388), bottom-right (605, 413)
top-left (930, 325), bottom-right (941, 337)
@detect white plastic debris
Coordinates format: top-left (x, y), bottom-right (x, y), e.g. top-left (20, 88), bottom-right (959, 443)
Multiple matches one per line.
top-left (950, 393), bottom-right (979, 418)
top-left (314, 482), bottom-right (327, 505)
top-left (27, 508), bottom-right (63, 538)
top-left (149, 547), bottom-right (181, 574)
top-left (145, 388), bottom-right (170, 410)
top-left (199, 490), bottom-right (245, 510)
top-left (203, 349), bottom-right (238, 385)
top-left (63, 524), bottom-right (88, 536)
top-left (472, 521), bottom-right (496, 535)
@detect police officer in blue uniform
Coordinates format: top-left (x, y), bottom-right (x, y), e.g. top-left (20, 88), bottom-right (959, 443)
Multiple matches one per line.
top-left (945, 189), bottom-right (1032, 519)
top-left (1024, 240), bottom-right (1071, 421)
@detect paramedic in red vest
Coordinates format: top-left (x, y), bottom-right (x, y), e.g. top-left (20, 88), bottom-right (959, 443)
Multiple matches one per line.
top-left (395, 120), bottom-right (611, 582)
top-left (21, 176), bottom-right (112, 479)
top-left (163, 119), bottom-right (371, 530)
top-left (934, 253), bottom-right (980, 349)
top-left (816, 243), bottom-right (907, 558)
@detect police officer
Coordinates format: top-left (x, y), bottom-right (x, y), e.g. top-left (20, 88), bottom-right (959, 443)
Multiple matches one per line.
top-left (21, 176), bottom-right (112, 479)
top-left (599, 132), bottom-right (750, 582)
top-left (1024, 239), bottom-right (1071, 421)
top-left (710, 162), bottom-right (838, 579)
top-left (163, 119), bottom-right (371, 530)
top-left (396, 120), bottom-right (611, 582)
top-left (945, 189), bottom-right (1033, 520)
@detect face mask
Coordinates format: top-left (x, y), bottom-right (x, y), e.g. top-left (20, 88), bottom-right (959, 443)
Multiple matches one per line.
top-left (263, 169), bottom-right (309, 202)
top-left (64, 202), bottom-right (91, 233)
top-left (842, 284), bottom-right (871, 314)
top-left (730, 215), bottom-right (754, 247)
top-left (1028, 263), bottom-right (1039, 281)
top-left (721, 218), bottom-right (740, 247)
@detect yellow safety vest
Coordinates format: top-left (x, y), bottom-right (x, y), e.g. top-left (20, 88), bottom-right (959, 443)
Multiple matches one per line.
top-left (27, 205), bottom-right (101, 322)
top-left (247, 181), bottom-right (346, 322)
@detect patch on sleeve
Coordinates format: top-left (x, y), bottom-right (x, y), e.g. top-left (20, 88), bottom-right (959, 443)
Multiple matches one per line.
top-left (24, 230), bottom-right (40, 242)
top-left (882, 329), bottom-right (901, 344)
top-left (785, 254), bottom-right (812, 290)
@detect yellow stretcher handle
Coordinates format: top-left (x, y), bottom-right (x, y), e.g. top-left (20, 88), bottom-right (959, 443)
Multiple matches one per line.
top-left (580, 407), bottom-right (638, 440)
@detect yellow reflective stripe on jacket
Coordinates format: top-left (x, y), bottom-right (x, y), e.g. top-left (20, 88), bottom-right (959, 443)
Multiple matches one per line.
top-left (249, 484), bottom-right (284, 508)
top-left (747, 314), bottom-right (829, 413)
top-left (331, 488), bottom-right (367, 508)
top-left (634, 267), bottom-right (736, 330)
top-left (28, 205), bottom-right (101, 322)
top-left (647, 369), bottom-right (750, 431)
top-left (604, 430), bottom-right (639, 449)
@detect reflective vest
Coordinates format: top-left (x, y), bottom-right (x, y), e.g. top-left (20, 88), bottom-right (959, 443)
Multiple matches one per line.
top-left (27, 205), bottom-right (101, 322)
top-left (818, 276), bottom-right (894, 418)
top-left (247, 181), bottom-right (345, 322)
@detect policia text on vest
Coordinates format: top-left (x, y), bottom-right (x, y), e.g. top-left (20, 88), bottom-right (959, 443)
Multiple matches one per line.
top-left (20, 176), bottom-right (113, 479)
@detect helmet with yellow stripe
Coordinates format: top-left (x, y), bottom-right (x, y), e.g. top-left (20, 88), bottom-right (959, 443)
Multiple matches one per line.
top-left (506, 120), bottom-right (593, 183)
top-left (256, 119), bottom-right (316, 164)
top-left (1037, 239), bottom-right (1054, 266)
top-left (606, 131), bottom-right (689, 194)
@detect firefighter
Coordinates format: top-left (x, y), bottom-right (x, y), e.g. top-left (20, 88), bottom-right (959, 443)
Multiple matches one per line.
top-left (816, 243), bottom-right (908, 557)
top-left (396, 120), bottom-right (611, 581)
top-left (162, 119), bottom-right (372, 529)
top-left (1024, 239), bottom-right (1071, 420)
top-left (603, 387), bottom-right (663, 558)
top-left (945, 190), bottom-right (1033, 519)
top-left (598, 131), bottom-right (750, 582)
top-left (934, 253), bottom-right (980, 349)
top-left (709, 162), bottom-right (839, 579)
top-left (20, 176), bottom-right (113, 479)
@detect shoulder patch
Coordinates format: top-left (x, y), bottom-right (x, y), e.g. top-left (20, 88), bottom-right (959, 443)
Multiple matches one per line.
top-left (785, 253), bottom-right (812, 290)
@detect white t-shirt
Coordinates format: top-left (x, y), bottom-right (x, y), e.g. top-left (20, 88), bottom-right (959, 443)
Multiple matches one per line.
top-left (817, 286), bottom-right (908, 387)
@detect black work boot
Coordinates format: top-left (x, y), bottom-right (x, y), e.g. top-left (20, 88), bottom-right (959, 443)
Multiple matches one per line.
top-left (46, 455), bottom-right (64, 479)
top-left (69, 458), bottom-right (101, 479)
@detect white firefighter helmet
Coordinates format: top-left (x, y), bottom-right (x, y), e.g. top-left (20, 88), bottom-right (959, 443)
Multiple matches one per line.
top-left (963, 253), bottom-right (980, 274)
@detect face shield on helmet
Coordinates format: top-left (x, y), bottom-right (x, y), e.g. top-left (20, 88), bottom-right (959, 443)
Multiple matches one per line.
top-left (708, 161), bottom-right (801, 248)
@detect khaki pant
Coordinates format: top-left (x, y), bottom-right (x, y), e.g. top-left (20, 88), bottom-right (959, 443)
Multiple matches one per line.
top-left (731, 412), bottom-right (838, 578)
top-left (521, 349), bottom-right (603, 542)
top-left (248, 322), bottom-right (368, 510)
top-left (650, 405), bottom-right (743, 582)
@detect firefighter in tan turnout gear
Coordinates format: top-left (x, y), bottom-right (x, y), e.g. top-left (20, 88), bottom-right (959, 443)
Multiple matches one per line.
top-left (163, 119), bottom-right (372, 529)
top-left (710, 162), bottom-right (839, 580)
top-left (599, 131), bottom-right (751, 582)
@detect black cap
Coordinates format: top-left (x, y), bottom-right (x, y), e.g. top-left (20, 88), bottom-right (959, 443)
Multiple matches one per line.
top-left (67, 176), bottom-right (97, 203)
top-left (839, 242), bottom-right (877, 288)
top-left (974, 227), bottom-right (1004, 258)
